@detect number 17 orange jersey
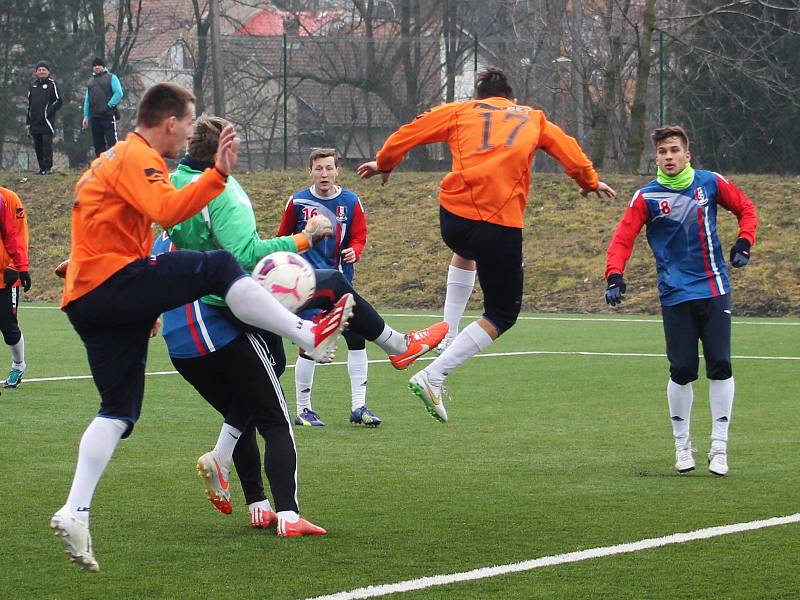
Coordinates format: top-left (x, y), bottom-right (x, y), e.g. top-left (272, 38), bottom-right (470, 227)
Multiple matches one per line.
top-left (376, 96), bottom-right (599, 228)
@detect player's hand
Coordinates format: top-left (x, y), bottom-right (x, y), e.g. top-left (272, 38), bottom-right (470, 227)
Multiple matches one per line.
top-left (341, 248), bottom-right (356, 263)
top-left (605, 273), bottom-right (626, 306)
top-left (54, 259), bottom-right (69, 279)
top-left (356, 161), bottom-right (391, 186)
top-left (3, 268), bottom-right (19, 287)
top-left (729, 238), bottom-right (751, 268)
top-left (304, 214), bottom-right (333, 245)
top-left (214, 125), bottom-right (240, 177)
top-left (581, 181), bottom-right (617, 199)
top-left (81, 117), bottom-right (89, 129)
top-left (18, 271), bottom-right (31, 292)
top-left (149, 319), bottom-right (161, 338)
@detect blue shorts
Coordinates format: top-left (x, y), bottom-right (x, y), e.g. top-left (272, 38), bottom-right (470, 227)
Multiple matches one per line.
top-left (661, 294), bottom-right (733, 384)
top-left (65, 249), bottom-right (246, 437)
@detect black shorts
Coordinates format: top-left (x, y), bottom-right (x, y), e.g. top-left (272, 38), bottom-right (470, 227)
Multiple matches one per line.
top-left (439, 207), bottom-right (523, 334)
top-left (172, 332), bottom-right (299, 512)
top-left (65, 250), bottom-right (246, 436)
top-left (0, 285), bottom-right (21, 346)
top-left (661, 294), bottom-right (732, 384)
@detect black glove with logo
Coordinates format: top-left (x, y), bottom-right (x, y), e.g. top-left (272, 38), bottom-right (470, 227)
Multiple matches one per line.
top-left (3, 268), bottom-right (18, 287)
top-left (605, 273), bottom-right (626, 306)
top-left (729, 238), bottom-right (751, 268)
top-left (19, 271), bottom-right (31, 292)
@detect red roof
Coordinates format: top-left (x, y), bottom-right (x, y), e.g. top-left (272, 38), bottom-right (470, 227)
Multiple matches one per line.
top-left (236, 11), bottom-right (343, 37)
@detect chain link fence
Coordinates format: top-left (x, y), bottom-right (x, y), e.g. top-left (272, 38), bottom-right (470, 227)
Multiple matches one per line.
top-left (3, 28), bottom-right (798, 174)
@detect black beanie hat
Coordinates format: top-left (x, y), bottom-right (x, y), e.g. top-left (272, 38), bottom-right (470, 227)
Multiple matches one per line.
top-left (36, 60), bottom-right (50, 70)
top-left (92, 57), bottom-right (105, 67)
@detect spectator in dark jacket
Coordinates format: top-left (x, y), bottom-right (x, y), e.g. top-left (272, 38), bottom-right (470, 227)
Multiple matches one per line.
top-left (26, 60), bottom-right (63, 174)
top-left (81, 57), bottom-right (124, 157)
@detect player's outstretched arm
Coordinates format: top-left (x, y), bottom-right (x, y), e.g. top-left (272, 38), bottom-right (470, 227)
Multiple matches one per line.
top-left (581, 181), bottom-right (617, 198)
top-left (214, 125), bottom-right (240, 176)
top-left (356, 161), bottom-right (391, 186)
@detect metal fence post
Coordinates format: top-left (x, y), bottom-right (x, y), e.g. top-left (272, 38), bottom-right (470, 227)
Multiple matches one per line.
top-left (283, 33), bottom-right (288, 170)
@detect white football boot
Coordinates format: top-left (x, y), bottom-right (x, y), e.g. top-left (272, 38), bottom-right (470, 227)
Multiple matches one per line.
top-left (50, 506), bottom-right (99, 572)
top-left (674, 438), bottom-right (696, 473)
top-left (708, 446), bottom-right (729, 477)
top-left (408, 370), bottom-right (448, 423)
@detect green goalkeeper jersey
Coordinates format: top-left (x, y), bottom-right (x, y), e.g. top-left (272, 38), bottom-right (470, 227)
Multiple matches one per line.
top-left (169, 160), bottom-right (300, 306)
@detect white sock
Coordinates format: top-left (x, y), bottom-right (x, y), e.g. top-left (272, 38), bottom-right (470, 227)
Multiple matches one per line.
top-left (373, 324), bottom-right (407, 355)
top-left (10, 332), bottom-right (25, 368)
top-left (667, 379), bottom-right (693, 447)
top-left (295, 355), bottom-right (316, 413)
top-left (709, 377), bottom-right (734, 449)
top-left (348, 349), bottom-right (369, 410)
top-left (224, 277), bottom-right (315, 351)
top-left (443, 265), bottom-right (475, 338)
top-left (212, 423), bottom-right (242, 469)
top-left (277, 510), bottom-right (299, 523)
top-left (66, 417), bottom-right (128, 524)
top-left (249, 499), bottom-right (272, 513)
top-left (426, 321), bottom-right (493, 386)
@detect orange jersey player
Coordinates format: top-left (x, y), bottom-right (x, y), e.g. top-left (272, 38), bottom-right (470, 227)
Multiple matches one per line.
top-left (358, 67), bottom-right (616, 423)
top-left (0, 186), bottom-right (31, 388)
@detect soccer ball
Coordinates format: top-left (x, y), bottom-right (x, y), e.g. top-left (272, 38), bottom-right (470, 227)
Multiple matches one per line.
top-left (252, 251), bottom-right (316, 313)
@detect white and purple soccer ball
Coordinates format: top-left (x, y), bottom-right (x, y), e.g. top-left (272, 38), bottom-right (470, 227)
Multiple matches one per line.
top-left (252, 251), bottom-right (316, 313)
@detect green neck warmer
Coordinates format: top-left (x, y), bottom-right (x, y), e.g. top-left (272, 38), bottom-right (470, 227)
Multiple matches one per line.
top-left (657, 162), bottom-right (695, 190)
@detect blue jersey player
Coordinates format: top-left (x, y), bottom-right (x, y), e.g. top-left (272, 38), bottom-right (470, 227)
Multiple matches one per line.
top-left (604, 125), bottom-right (758, 477)
top-left (277, 148), bottom-right (379, 427)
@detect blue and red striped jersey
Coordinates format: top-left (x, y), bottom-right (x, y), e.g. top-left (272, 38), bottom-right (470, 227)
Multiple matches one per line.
top-left (277, 185), bottom-right (366, 283)
top-left (606, 169), bottom-right (758, 306)
top-left (151, 231), bottom-right (240, 358)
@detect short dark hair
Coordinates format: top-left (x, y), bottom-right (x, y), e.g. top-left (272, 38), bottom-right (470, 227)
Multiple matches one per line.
top-left (651, 125), bottom-right (690, 149)
top-left (475, 67), bottom-right (513, 100)
top-left (137, 82), bottom-right (195, 128)
top-left (92, 57), bottom-right (105, 67)
top-left (308, 147), bottom-right (338, 168)
top-left (187, 115), bottom-right (230, 162)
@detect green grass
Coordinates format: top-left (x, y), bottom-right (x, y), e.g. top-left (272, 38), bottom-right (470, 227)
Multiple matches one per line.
top-left (1, 306), bottom-right (798, 598)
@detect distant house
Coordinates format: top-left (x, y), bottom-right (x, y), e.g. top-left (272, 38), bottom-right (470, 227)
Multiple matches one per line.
top-left (224, 7), bottom-right (487, 168)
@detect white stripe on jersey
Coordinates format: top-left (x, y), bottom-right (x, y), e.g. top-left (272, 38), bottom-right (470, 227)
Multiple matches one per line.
top-left (703, 205), bottom-right (726, 295)
top-left (191, 300), bottom-right (216, 353)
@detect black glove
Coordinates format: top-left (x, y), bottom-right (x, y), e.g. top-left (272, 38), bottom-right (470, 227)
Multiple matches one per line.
top-left (19, 271), bottom-right (31, 292)
top-left (605, 273), bottom-right (626, 306)
top-left (3, 268), bottom-right (18, 287)
top-left (729, 238), bottom-right (751, 268)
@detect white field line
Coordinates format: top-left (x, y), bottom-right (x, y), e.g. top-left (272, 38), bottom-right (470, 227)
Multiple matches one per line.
top-left (379, 313), bottom-right (800, 326)
top-left (22, 349), bottom-right (799, 384)
top-left (22, 305), bottom-right (799, 326)
top-left (304, 513), bottom-right (800, 600)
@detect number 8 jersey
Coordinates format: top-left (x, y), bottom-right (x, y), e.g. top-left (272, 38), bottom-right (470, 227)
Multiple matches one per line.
top-left (606, 170), bottom-right (758, 306)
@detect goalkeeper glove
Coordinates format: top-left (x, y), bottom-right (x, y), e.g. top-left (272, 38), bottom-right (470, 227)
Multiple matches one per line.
top-left (303, 214), bottom-right (334, 246)
top-left (605, 273), bottom-right (626, 306)
top-left (19, 271), bottom-right (31, 292)
top-left (729, 238), bottom-right (751, 268)
top-left (3, 268), bottom-right (18, 287)
top-left (4, 268), bottom-right (31, 292)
